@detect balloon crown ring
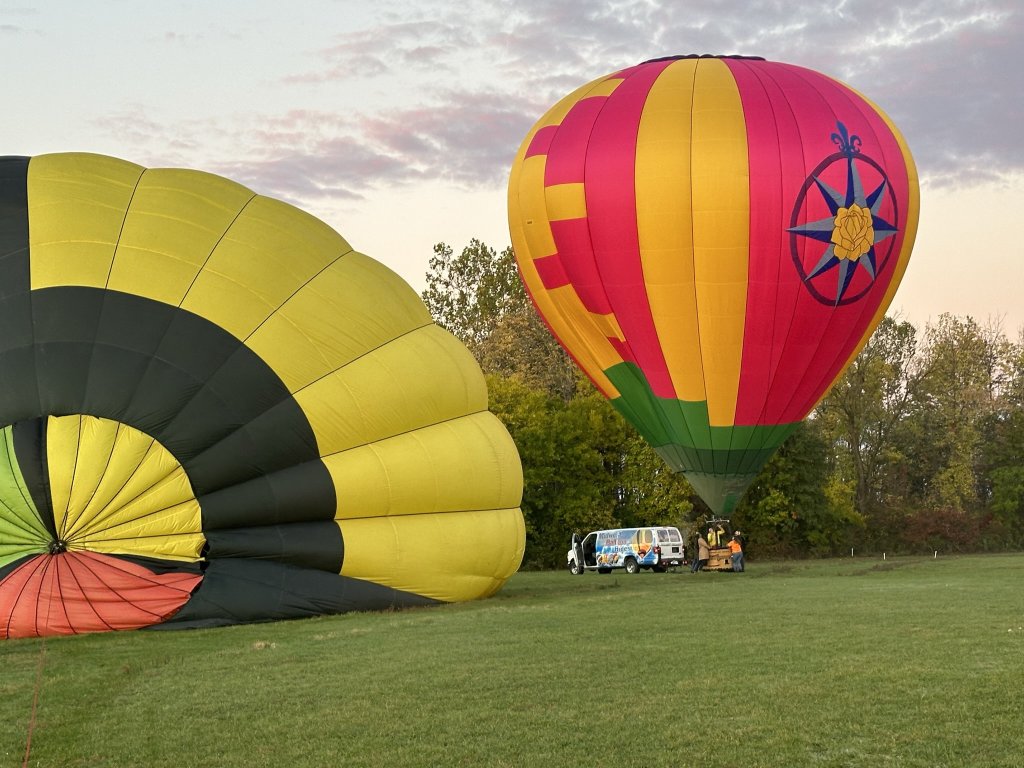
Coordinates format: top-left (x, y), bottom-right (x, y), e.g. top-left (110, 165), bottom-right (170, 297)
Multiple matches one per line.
top-left (641, 54), bottom-right (766, 63)
top-left (47, 539), bottom-right (69, 555)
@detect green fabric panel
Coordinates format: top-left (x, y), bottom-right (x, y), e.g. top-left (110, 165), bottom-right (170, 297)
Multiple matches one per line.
top-left (683, 471), bottom-right (757, 516)
top-left (0, 426), bottom-right (49, 568)
top-left (606, 362), bottom-right (802, 513)
top-left (606, 362), bottom-right (797, 455)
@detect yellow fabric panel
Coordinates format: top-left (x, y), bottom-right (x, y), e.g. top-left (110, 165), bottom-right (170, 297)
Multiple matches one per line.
top-left (246, 251), bottom-right (432, 392)
top-left (294, 324), bottom-right (488, 456)
top-left (326, 412), bottom-right (522, 520)
top-left (548, 286), bottom-right (626, 370)
top-left (584, 77), bottom-right (623, 99)
top-left (180, 195), bottom-right (350, 341)
top-left (509, 154), bottom-right (620, 398)
top-left (46, 415), bottom-right (203, 562)
top-left (74, 502), bottom-right (203, 562)
top-left (635, 58), bottom-right (706, 403)
top-left (28, 153), bottom-right (145, 290)
top-left (339, 508), bottom-right (526, 602)
top-left (590, 310), bottom-right (624, 342)
top-left (526, 75), bottom-right (621, 133)
top-left (545, 183), bottom-right (587, 221)
top-left (690, 59), bottom-right (749, 426)
top-left (107, 168), bottom-right (256, 306)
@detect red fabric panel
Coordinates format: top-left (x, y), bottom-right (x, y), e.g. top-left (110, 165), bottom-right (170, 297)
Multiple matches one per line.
top-left (548, 218), bottom-right (610, 312)
top-left (727, 59), bottom-right (910, 425)
top-left (582, 59), bottom-right (676, 398)
top-left (534, 253), bottom-right (571, 289)
top-left (525, 125), bottom-right (558, 159)
top-left (1, 552), bottom-right (201, 638)
top-left (544, 96), bottom-right (612, 315)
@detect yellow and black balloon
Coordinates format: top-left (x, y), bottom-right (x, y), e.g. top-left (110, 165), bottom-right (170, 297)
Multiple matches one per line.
top-left (0, 153), bottom-right (524, 638)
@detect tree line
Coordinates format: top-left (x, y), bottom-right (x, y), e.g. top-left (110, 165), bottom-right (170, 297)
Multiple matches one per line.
top-left (423, 240), bottom-right (1024, 568)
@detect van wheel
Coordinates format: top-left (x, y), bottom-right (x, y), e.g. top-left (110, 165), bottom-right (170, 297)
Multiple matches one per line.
top-left (624, 557), bottom-right (639, 574)
top-left (569, 560), bottom-right (582, 575)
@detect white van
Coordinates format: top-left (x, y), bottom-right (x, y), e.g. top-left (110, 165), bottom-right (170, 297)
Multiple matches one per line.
top-left (567, 526), bottom-right (686, 574)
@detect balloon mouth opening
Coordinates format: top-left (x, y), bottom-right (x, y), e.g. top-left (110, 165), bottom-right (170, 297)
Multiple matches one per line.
top-left (641, 54), bottom-right (766, 63)
top-left (47, 539), bottom-right (68, 554)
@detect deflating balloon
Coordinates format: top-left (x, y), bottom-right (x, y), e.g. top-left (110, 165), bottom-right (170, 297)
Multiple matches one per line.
top-left (508, 55), bottom-right (919, 514)
top-left (0, 153), bottom-right (524, 638)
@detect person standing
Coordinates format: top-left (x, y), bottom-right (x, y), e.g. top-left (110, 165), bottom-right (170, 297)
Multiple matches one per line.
top-left (691, 534), bottom-right (710, 572)
top-left (728, 534), bottom-right (744, 572)
top-left (734, 531), bottom-right (746, 571)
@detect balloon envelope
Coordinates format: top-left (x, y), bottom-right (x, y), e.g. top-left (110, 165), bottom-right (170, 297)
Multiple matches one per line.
top-left (0, 153), bottom-right (524, 638)
top-left (508, 55), bottom-right (919, 513)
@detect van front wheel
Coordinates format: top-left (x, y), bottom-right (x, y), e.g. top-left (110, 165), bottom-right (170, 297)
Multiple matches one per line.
top-left (624, 557), bottom-right (639, 574)
top-left (569, 560), bottom-right (582, 575)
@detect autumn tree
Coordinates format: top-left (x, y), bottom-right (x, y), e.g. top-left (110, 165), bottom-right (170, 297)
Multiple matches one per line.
top-left (423, 240), bottom-right (576, 399)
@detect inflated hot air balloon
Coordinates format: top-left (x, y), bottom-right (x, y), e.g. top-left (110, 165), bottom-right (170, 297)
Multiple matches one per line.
top-left (0, 153), bottom-right (524, 639)
top-left (508, 55), bottom-right (919, 514)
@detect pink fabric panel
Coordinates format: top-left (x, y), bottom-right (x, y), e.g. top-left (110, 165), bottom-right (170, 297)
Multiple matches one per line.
top-left (583, 59), bottom-right (676, 397)
top-left (727, 59), bottom-right (910, 425)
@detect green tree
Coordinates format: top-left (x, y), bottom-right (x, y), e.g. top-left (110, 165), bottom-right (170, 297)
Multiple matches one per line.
top-left (910, 315), bottom-right (1000, 512)
top-left (615, 431), bottom-right (695, 530)
top-left (733, 420), bottom-right (850, 556)
top-left (815, 316), bottom-right (927, 530)
top-left (421, 240), bottom-right (526, 348)
top-left (487, 375), bottom-right (622, 568)
top-left (980, 330), bottom-right (1024, 546)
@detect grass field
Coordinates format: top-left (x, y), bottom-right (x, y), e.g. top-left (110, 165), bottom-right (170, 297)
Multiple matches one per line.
top-left (3, 553), bottom-right (1023, 767)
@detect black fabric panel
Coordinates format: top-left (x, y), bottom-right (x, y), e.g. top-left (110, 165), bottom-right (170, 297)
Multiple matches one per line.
top-left (0, 553), bottom-right (205, 583)
top-left (0, 552), bottom-right (36, 582)
top-left (0, 344), bottom-right (42, 428)
top-left (205, 521), bottom-right (343, 572)
top-left (0, 158), bottom-right (39, 422)
top-left (114, 553), bottom-right (204, 577)
top-left (154, 558), bottom-right (437, 630)
top-left (0, 156), bottom-right (30, 299)
top-left (11, 418), bottom-right (54, 539)
top-left (198, 459), bottom-right (337, 530)
top-left (182, 377), bottom-right (324, 493)
top-left (21, 287), bottom-right (334, 510)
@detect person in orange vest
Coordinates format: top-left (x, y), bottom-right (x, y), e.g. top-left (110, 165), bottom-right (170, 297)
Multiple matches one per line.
top-left (728, 534), bottom-right (744, 572)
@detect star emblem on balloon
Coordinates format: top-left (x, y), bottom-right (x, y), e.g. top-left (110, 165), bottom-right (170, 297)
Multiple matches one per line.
top-left (788, 122), bottom-right (900, 305)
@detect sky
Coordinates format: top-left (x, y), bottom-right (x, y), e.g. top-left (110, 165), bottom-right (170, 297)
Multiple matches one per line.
top-left (2, 0), bottom-right (1022, 335)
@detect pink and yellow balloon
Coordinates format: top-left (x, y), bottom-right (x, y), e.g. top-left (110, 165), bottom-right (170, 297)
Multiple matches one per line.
top-left (508, 55), bottom-right (919, 514)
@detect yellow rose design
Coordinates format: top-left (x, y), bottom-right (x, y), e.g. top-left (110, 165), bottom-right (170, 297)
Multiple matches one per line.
top-left (830, 203), bottom-right (874, 261)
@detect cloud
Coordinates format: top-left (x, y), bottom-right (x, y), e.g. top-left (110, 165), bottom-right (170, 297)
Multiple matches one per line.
top-left (285, 19), bottom-right (475, 84)
top-left (470, 0), bottom-right (1024, 185)
top-left (81, 0), bottom-right (1024, 208)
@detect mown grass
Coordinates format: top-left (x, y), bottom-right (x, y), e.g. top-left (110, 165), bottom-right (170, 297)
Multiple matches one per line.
top-left (2, 554), bottom-right (1023, 767)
